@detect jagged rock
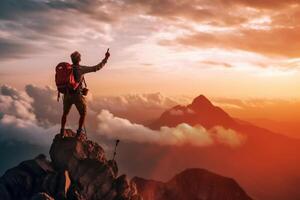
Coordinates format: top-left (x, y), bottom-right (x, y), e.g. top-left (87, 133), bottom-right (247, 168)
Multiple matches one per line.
top-left (0, 129), bottom-right (140, 200)
top-left (114, 175), bottom-right (143, 200)
top-left (0, 153), bottom-right (71, 200)
top-left (115, 175), bottom-right (131, 198)
top-left (0, 154), bottom-right (52, 200)
top-left (49, 129), bottom-right (139, 200)
top-left (67, 183), bottom-right (87, 200)
top-left (30, 193), bottom-right (54, 200)
top-left (49, 129), bottom-right (106, 171)
top-left (42, 170), bottom-right (71, 199)
top-left (129, 181), bottom-right (142, 200)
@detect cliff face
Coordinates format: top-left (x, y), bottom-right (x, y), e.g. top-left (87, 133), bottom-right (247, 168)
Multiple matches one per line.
top-left (0, 129), bottom-right (141, 200)
top-left (133, 168), bottom-right (253, 200)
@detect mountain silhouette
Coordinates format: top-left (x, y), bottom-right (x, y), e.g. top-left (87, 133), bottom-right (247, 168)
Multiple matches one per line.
top-left (133, 168), bottom-right (252, 200)
top-left (150, 94), bottom-right (236, 129)
top-left (148, 95), bottom-right (300, 200)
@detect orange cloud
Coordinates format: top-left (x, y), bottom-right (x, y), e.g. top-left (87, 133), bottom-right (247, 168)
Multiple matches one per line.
top-left (166, 26), bottom-right (300, 58)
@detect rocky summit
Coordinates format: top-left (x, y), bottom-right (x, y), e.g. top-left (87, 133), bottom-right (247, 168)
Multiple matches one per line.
top-left (0, 129), bottom-right (142, 200)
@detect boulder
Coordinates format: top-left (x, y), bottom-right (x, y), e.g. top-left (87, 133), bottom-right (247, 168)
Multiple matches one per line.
top-left (49, 129), bottom-right (140, 200)
top-left (0, 154), bottom-right (52, 200)
top-left (0, 129), bottom-right (141, 200)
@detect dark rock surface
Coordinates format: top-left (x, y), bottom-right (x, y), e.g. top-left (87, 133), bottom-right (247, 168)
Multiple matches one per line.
top-left (0, 129), bottom-right (141, 200)
top-left (133, 168), bottom-right (253, 200)
top-left (31, 193), bottom-right (55, 200)
top-left (0, 128), bottom-right (252, 200)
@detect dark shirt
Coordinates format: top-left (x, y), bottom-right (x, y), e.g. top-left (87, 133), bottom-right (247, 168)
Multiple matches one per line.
top-left (70, 61), bottom-right (106, 93)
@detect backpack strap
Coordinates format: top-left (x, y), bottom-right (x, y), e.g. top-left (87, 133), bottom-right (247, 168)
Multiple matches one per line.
top-left (73, 65), bottom-right (87, 89)
top-left (72, 65), bottom-right (82, 90)
top-left (83, 76), bottom-right (87, 88)
top-left (72, 65), bottom-right (80, 82)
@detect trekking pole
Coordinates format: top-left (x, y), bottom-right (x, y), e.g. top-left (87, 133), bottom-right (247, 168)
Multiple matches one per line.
top-left (112, 139), bottom-right (120, 161)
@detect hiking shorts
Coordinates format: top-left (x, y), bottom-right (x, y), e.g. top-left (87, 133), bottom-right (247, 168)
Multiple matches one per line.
top-left (63, 93), bottom-right (87, 116)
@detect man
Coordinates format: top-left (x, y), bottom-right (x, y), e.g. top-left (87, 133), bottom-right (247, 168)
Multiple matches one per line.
top-left (60, 50), bottom-right (110, 137)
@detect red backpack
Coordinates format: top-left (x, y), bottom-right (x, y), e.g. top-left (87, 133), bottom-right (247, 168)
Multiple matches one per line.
top-left (55, 62), bottom-right (80, 101)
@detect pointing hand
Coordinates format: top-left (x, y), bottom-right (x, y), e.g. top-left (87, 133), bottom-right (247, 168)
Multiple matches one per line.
top-left (105, 48), bottom-right (110, 59)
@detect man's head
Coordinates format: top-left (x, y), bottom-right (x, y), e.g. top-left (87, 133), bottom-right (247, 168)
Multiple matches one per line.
top-left (71, 51), bottom-right (81, 65)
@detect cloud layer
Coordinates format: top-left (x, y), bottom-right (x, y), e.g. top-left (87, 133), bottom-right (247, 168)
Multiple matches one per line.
top-left (0, 85), bottom-right (58, 145)
top-left (0, 84), bottom-right (181, 145)
top-left (0, 114), bottom-right (58, 145)
top-left (0, 85), bottom-right (35, 121)
top-left (1, 0), bottom-right (300, 60)
top-left (0, 84), bottom-right (246, 148)
top-left (97, 110), bottom-right (245, 147)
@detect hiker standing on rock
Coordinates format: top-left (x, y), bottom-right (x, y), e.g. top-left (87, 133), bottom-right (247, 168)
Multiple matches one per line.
top-left (55, 49), bottom-right (110, 137)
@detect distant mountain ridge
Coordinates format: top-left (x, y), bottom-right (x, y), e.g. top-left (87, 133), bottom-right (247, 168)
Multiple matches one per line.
top-left (134, 168), bottom-right (252, 200)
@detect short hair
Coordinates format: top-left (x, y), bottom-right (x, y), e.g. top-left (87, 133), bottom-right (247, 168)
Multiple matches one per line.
top-left (71, 51), bottom-right (81, 64)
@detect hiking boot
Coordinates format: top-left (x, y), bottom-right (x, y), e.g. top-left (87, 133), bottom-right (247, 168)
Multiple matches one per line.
top-left (76, 128), bottom-right (83, 136)
top-left (76, 128), bottom-right (87, 141)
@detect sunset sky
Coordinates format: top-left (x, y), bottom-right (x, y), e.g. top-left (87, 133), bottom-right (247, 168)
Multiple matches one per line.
top-left (1, 0), bottom-right (300, 99)
top-left (1, 0), bottom-right (300, 136)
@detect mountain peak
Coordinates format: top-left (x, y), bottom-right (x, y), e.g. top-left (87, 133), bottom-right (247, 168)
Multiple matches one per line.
top-left (150, 94), bottom-right (236, 129)
top-left (191, 95), bottom-right (213, 108)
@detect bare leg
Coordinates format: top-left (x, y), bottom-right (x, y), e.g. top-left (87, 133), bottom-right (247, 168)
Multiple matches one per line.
top-left (61, 112), bottom-right (67, 130)
top-left (75, 94), bottom-right (87, 135)
top-left (61, 95), bottom-right (72, 136)
top-left (78, 114), bottom-right (85, 131)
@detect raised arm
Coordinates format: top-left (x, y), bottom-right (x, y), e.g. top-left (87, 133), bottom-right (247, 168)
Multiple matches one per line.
top-left (80, 49), bottom-right (110, 74)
